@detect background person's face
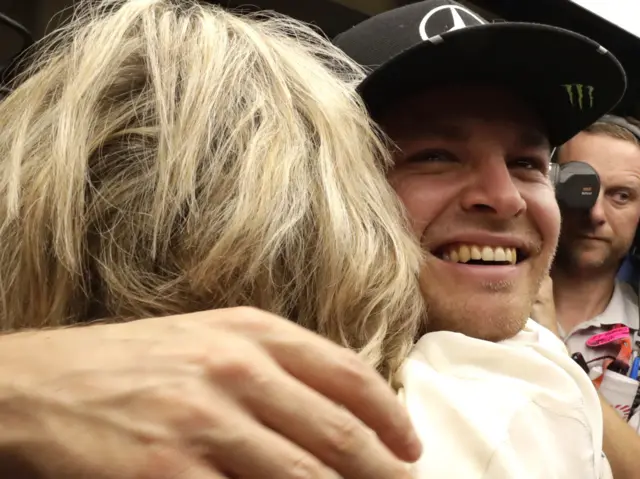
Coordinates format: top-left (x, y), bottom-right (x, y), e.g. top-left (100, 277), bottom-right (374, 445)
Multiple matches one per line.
top-left (382, 87), bottom-right (560, 342)
top-left (556, 132), bottom-right (640, 273)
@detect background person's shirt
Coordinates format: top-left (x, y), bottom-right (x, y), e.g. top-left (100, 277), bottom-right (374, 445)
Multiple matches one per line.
top-left (559, 281), bottom-right (639, 366)
top-left (398, 319), bottom-right (611, 479)
top-left (558, 281), bottom-right (640, 430)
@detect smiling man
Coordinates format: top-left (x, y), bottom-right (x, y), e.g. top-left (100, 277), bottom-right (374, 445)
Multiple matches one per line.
top-left (335, 0), bottom-right (625, 345)
top-left (335, 0), bottom-right (632, 477)
top-left (382, 87), bottom-right (558, 342)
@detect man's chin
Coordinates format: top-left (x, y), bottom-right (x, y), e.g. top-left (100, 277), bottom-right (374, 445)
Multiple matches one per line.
top-left (426, 305), bottom-right (529, 342)
top-left (557, 244), bottom-right (615, 271)
top-left (566, 254), bottom-right (611, 272)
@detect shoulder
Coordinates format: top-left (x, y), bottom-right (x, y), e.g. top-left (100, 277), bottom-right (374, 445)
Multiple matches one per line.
top-left (400, 333), bottom-right (537, 478)
top-left (614, 281), bottom-right (638, 328)
top-left (401, 378), bottom-right (533, 478)
top-left (481, 400), bottom-right (604, 479)
top-left (616, 280), bottom-right (638, 306)
top-left (522, 319), bottom-right (568, 354)
top-left (401, 329), bottom-right (605, 478)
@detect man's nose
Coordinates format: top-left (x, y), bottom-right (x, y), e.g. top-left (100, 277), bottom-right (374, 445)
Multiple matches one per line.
top-left (588, 192), bottom-right (607, 226)
top-left (459, 159), bottom-right (526, 219)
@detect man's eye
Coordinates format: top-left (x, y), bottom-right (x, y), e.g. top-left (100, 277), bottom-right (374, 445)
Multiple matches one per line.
top-left (406, 150), bottom-right (455, 163)
top-left (612, 190), bottom-right (632, 204)
top-left (510, 157), bottom-right (547, 172)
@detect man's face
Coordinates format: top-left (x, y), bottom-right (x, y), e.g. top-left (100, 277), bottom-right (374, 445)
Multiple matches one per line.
top-left (556, 132), bottom-right (640, 273)
top-left (381, 86), bottom-right (560, 342)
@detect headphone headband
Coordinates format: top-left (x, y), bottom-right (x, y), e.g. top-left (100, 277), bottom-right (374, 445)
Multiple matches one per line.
top-left (600, 114), bottom-right (640, 142)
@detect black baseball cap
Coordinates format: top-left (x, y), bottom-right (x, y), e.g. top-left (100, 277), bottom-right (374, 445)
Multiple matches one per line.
top-left (334, 0), bottom-right (627, 146)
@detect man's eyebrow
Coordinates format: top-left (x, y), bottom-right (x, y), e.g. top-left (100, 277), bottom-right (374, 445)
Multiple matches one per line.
top-left (392, 122), bottom-right (471, 142)
top-left (518, 130), bottom-right (550, 151)
top-left (390, 119), bottom-right (551, 151)
top-left (609, 177), bottom-right (640, 190)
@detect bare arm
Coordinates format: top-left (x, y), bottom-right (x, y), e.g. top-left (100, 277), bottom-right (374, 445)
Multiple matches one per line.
top-left (0, 310), bottom-right (420, 478)
top-left (0, 384), bottom-right (44, 477)
top-left (600, 394), bottom-right (640, 479)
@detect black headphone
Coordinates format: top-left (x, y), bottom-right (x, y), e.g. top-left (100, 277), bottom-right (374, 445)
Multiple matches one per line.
top-left (600, 114), bottom-right (640, 140)
top-left (549, 114), bottom-right (640, 212)
top-left (0, 12), bottom-right (33, 99)
top-left (550, 159), bottom-right (600, 210)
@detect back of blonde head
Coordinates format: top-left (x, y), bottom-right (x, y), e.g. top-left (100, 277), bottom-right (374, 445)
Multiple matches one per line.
top-left (0, 0), bottom-right (425, 378)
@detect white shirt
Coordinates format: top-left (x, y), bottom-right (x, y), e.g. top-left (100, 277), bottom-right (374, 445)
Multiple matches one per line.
top-left (398, 319), bottom-right (611, 479)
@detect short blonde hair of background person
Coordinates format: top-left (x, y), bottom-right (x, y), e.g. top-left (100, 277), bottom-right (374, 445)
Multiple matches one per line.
top-left (0, 0), bottom-right (426, 379)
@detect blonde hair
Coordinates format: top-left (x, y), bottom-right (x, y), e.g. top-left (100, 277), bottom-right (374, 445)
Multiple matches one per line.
top-left (0, 0), bottom-right (425, 378)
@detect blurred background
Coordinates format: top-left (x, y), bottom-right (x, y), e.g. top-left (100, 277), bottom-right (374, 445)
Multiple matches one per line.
top-left (1, 0), bottom-right (639, 115)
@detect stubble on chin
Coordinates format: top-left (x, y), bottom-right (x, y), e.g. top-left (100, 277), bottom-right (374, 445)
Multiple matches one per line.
top-left (555, 240), bottom-right (618, 273)
top-left (419, 247), bottom-right (552, 341)
top-left (422, 290), bottom-right (532, 342)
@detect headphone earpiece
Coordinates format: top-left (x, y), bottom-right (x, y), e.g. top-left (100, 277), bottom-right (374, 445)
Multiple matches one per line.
top-left (551, 140), bottom-right (601, 210)
top-left (552, 161), bottom-right (600, 210)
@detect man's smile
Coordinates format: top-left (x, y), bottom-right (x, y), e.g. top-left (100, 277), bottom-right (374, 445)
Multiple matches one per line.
top-left (430, 233), bottom-right (532, 265)
top-left (426, 233), bottom-right (535, 283)
top-left (438, 245), bottom-right (520, 265)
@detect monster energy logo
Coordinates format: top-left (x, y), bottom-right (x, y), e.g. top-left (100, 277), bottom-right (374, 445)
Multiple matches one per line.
top-left (562, 84), bottom-right (594, 110)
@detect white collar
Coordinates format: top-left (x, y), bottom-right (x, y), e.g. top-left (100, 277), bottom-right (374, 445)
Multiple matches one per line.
top-left (560, 281), bottom-right (639, 338)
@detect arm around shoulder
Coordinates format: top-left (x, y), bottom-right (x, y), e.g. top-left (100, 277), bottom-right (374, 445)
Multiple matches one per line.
top-left (600, 394), bottom-right (640, 479)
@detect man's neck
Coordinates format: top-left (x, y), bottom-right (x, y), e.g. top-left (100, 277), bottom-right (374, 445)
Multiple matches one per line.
top-left (552, 267), bottom-right (617, 335)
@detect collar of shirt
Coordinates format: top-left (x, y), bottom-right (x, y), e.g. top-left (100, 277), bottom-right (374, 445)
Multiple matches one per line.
top-left (558, 281), bottom-right (639, 340)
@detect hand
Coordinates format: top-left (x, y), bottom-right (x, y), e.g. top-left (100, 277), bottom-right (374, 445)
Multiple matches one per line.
top-left (0, 307), bottom-right (421, 479)
top-left (531, 275), bottom-right (559, 336)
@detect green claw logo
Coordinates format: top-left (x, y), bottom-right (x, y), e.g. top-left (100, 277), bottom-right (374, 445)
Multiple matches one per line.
top-left (563, 84), bottom-right (595, 110)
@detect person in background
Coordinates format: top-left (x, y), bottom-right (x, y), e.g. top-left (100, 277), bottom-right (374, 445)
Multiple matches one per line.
top-left (552, 116), bottom-right (640, 361)
top-left (534, 116), bottom-right (640, 446)
top-left (0, 0), bottom-right (425, 477)
top-left (336, 0), bottom-right (640, 476)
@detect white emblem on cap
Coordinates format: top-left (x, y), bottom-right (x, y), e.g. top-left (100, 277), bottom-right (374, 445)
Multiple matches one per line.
top-left (419, 5), bottom-right (486, 41)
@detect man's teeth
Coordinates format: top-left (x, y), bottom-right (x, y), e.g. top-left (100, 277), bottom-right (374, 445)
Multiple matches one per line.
top-left (441, 245), bottom-right (517, 265)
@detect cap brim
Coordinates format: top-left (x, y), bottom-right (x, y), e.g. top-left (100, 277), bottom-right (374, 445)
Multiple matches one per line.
top-left (359, 22), bottom-right (626, 146)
